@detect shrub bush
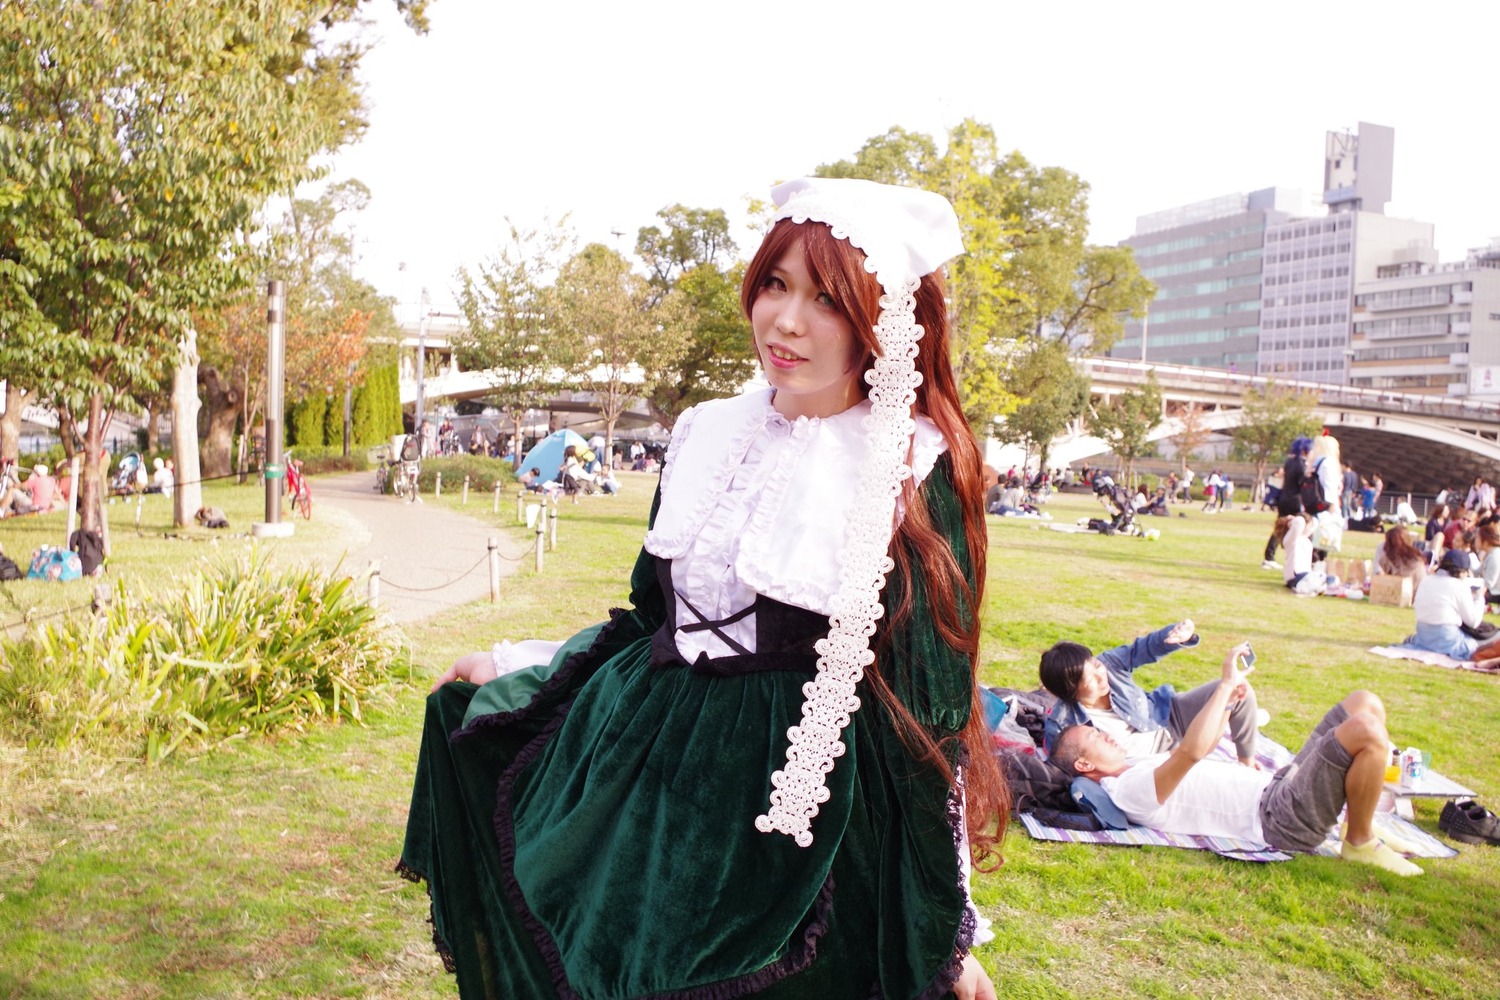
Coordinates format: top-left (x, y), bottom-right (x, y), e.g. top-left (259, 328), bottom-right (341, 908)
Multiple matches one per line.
top-left (289, 444), bottom-right (371, 475)
top-left (0, 552), bottom-right (403, 762)
top-left (414, 454), bottom-right (517, 493)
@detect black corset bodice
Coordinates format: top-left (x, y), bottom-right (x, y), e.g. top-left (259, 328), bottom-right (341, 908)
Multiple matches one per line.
top-left (649, 557), bottom-right (831, 676)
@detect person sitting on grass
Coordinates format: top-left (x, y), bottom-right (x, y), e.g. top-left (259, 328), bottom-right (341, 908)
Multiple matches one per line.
top-left (1407, 549), bottom-right (1500, 667)
top-left (1040, 619), bottom-right (1260, 768)
top-left (1375, 524), bottom-right (1428, 596)
top-left (1050, 643), bottom-right (1424, 876)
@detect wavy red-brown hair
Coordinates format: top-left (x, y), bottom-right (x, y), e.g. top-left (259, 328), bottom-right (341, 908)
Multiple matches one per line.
top-left (741, 218), bottom-right (1008, 867)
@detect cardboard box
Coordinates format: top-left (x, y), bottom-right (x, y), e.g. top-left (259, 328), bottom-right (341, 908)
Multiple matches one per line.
top-left (1369, 574), bottom-right (1413, 608)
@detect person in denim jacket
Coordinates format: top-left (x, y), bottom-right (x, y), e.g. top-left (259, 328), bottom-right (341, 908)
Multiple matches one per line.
top-left (1040, 619), bottom-right (1260, 768)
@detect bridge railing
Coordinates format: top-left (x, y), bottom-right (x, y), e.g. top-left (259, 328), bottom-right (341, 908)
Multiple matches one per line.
top-left (1083, 357), bottom-right (1500, 423)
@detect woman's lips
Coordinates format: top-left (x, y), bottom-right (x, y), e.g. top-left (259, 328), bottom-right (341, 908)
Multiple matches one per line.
top-left (766, 344), bottom-right (804, 369)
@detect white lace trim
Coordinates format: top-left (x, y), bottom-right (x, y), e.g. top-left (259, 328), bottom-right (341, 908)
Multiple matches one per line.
top-left (755, 193), bottom-right (933, 846)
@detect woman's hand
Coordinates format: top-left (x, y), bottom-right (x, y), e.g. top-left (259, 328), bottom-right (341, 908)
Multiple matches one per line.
top-left (430, 651), bottom-right (498, 693)
top-left (953, 954), bottom-right (996, 1000)
top-left (1166, 619), bottom-right (1195, 644)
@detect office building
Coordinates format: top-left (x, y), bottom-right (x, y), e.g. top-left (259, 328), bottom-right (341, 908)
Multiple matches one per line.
top-left (1113, 188), bottom-right (1304, 369)
top-left (1349, 240), bottom-right (1500, 396)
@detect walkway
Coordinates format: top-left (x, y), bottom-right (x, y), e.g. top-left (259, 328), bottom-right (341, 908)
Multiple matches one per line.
top-left (312, 470), bottom-right (528, 624)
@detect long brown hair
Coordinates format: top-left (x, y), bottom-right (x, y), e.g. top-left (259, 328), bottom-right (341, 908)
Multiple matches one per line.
top-left (1382, 525), bottom-right (1425, 571)
top-left (742, 218), bottom-right (1008, 866)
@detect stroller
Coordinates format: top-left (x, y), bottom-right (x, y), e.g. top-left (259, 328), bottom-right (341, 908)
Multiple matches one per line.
top-left (110, 452), bottom-right (146, 494)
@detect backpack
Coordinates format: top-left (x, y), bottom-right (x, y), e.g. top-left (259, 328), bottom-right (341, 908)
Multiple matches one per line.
top-left (998, 748), bottom-right (1081, 816)
top-left (1301, 459), bottom-right (1328, 513)
top-left (0, 551), bottom-right (21, 581)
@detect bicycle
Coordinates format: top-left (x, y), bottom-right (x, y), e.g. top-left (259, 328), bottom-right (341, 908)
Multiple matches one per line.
top-left (285, 454), bottom-right (313, 520)
top-left (392, 460), bottom-right (421, 503)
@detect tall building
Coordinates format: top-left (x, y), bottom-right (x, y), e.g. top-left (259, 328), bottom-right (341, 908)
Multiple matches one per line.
top-left (1349, 240), bottom-right (1500, 396)
top-left (1256, 123), bottom-right (1435, 383)
top-left (1113, 188), bottom-right (1304, 369)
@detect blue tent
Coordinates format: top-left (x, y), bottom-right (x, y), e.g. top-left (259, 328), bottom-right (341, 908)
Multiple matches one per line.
top-left (519, 428), bottom-right (588, 483)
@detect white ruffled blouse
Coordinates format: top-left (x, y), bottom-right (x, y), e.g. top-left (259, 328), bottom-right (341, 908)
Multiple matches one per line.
top-left (644, 388), bottom-right (947, 663)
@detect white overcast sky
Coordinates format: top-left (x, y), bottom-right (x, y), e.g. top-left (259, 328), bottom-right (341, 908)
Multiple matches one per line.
top-left (325, 0), bottom-right (1500, 323)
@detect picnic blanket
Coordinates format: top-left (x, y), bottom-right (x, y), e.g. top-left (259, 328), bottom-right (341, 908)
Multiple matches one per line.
top-left (1019, 734), bottom-right (1460, 863)
top-left (1369, 644), bottom-right (1500, 674)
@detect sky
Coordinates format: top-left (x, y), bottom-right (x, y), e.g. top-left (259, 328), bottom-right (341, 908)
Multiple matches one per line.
top-left (325, 0), bottom-right (1500, 325)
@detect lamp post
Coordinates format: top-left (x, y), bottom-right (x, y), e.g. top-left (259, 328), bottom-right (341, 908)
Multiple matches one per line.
top-left (415, 287), bottom-right (430, 441)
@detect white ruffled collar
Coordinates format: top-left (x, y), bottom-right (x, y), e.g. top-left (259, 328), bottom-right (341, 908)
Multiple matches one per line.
top-left (644, 388), bottom-right (947, 617)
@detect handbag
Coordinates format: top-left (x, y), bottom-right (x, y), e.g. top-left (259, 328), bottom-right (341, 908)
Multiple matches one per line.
top-left (1461, 621), bottom-right (1499, 640)
top-left (27, 546), bottom-right (82, 582)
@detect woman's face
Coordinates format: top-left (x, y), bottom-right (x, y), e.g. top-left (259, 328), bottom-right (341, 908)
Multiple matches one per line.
top-left (751, 242), bottom-right (865, 420)
top-left (1075, 657), bottom-right (1110, 706)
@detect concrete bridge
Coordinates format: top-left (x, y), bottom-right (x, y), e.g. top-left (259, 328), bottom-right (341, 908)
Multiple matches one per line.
top-left (1053, 358), bottom-right (1500, 495)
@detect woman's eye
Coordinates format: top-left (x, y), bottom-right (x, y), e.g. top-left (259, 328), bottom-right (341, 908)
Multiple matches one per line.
top-left (763, 276), bottom-right (785, 291)
top-left (816, 291), bottom-right (836, 307)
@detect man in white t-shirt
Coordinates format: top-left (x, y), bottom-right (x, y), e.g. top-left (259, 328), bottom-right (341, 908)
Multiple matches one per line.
top-left (1050, 642), bottom-right (1422, 876)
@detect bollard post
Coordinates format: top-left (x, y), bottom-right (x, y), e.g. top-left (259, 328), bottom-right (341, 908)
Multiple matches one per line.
top-left (367, 559), bottom-right (381, 607)
top-left (488, 536), bottom-right (501, 603)
top-left (548, 501), bottom-right (558, 551)
top-left (516, 488), bottom-right (525, 524)
top-left (463, 476), bottom-right (470, 505)
top-left (435, 472), bottom-right (443, 498)
top-left (494, 482), bottom-right (502, 514)
top-left (534, 515), bottom-right (545, 572)
top-left (135, 492), bottom-right (145, 530)
top-left (91, 584), bottom-right (112, 616)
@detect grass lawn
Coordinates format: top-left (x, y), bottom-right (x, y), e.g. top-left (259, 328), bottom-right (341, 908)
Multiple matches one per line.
top-left (2, 474), bottom-right (1498, 998)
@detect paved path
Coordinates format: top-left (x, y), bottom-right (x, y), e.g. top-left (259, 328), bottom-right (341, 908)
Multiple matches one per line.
top-left (311, 470), bottom-right (529, 624)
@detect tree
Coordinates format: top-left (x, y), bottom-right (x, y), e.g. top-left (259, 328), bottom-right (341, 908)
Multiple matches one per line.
top-left (1168, 401), bottom-right (1213, 475)
top-left (196, 181), bottom-right (388, 478)
top-left (0, 3), bottom-right (418, 529)
top-left (632, 205), bottom-right (756, 430)
top-left (1090, 374), bottom-right (1163, 486)
top-left (992, 339), bottom-right (1090, 472)
top-left (453, 219), bottom-right (573, 469)
top-left (816, 122), bottom-right (1154, 434)
top-left (553, 244), bottom-right (688, 463)
top-left (1230, 383), bottom-right (1322, 495)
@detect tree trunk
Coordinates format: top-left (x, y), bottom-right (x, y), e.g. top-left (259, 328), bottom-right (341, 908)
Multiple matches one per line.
top-left (0, 382), bottom-right (23, 461)
top-left (55, 407), bottom-right (77, 463)
top-left (173, 330), bottom-right (204, 527)
top-left (80, 395), bottom-right (105, 534)
top-left (198, 364), bottom-right (240, 479)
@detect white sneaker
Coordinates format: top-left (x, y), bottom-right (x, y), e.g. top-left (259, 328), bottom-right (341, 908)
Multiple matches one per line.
top-left (1261, 560), bottom-right (1281, 570)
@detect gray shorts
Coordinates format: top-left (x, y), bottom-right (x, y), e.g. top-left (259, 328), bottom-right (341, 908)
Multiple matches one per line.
top-left (1257, 704), bottom-right (1353, 852)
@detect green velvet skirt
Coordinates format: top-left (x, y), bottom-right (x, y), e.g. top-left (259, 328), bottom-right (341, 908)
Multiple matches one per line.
top-left (399, 620), bottom-right (972, 999)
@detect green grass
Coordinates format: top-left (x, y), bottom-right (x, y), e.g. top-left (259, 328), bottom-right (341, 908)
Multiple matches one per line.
top-left (2, 476), bottom-right (1498, 998)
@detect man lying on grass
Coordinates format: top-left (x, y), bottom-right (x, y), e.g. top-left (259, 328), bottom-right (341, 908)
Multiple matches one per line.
top-left (1049, 641), bottom-right (1423, 876)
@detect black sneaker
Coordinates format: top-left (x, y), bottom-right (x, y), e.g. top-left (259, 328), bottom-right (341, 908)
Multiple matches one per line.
top-left (1439, 799), bottom-right (1500, 846)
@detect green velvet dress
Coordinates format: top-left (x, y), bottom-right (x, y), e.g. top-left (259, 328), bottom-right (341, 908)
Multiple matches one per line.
top-left (399, 456), bottom-right (978, 999)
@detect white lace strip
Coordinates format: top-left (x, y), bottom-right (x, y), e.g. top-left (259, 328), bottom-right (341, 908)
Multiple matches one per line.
top-left (755, 227), bottom-right (926, 846)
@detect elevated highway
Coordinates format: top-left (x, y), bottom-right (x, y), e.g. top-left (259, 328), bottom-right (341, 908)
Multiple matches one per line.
top-left (1055, 358), bottom-right (1500, 495)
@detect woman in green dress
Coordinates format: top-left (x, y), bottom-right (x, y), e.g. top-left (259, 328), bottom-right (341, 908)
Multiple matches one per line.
top-left (400, 177), bottom-right (1008, 999)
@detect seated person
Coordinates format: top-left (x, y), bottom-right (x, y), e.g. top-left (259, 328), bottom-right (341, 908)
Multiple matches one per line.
top-left (517, 467), bottom-right (545, 493)
top-left (1477, 522), bottom-right (1500, 605)
top-left (1394, 494), bottom-right (1418, 526)
top-left (1140, 487), bottom-right (1169, 517)
top-left (1039, 619), bottom-right (1259, 768)
top-left (1282, 514), bottom-right (1322, 593)
top-left (21, 463), bottom-right (57, 512)
top-left (1049, 644), bottom-right (1423, 875)
top-left (988, 477), bottom-right (1026, 516)
top-left (1408, 549), bottom-right (1500, 666)
top-left (0, 460), bottom-right (34, 517)
top-left (1375, 524), bottom-right (1428, 596)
